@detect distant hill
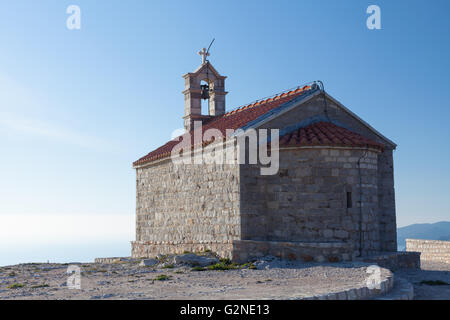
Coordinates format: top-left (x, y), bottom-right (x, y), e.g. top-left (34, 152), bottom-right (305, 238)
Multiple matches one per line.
top-left (397, 221), bottom-right (450, 251)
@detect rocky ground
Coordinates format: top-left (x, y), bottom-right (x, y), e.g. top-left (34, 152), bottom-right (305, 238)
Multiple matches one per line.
top-left (0, 253), bottom-right (448, 300)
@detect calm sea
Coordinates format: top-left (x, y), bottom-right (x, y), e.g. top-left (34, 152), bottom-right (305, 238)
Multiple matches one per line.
top-left (0, 240), bottom-right (132, 266)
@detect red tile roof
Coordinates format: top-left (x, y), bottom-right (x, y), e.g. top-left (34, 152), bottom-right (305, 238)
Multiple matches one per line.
top-left (134, 85), bottom-right (312, 166)
top-left (279, 122), bottom-right (384, 151)
top-left (133, 86), bottom-right (383, 166)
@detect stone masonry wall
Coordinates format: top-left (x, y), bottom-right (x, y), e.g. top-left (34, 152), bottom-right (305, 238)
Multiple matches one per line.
top-left (232, 240), bottom-right (354, 263)
top-left (257, 95), bottom-right (397, 253)
top-left (377, 149), bottom-right (397, 251)
top-left (132, 160), bottom-right (240, 258)
top-left (359, 251), bottom-right (421, 270)
top-left (240, 147), bottom-right (381, 257)
top-left (406, 239), bottom-right (450, 264)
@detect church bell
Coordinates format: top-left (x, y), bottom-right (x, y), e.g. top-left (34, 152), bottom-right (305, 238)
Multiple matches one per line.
top-left (200, 84), bottom-right (210, 100)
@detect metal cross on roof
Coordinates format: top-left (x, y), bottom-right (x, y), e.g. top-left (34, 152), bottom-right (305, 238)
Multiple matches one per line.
top-left (198, 47), bottom-right (210, 64)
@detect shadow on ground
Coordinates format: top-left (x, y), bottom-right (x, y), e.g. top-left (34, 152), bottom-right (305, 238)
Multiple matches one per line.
top-left (395, 261), bottom-right (450, 300)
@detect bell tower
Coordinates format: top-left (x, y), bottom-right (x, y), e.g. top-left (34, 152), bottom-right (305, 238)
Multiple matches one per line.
top-left (182, 48), bottom-right (227, 132)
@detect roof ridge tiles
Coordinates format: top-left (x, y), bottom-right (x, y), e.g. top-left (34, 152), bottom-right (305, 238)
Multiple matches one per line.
top-left (278, 121), bottom-right (384, 151)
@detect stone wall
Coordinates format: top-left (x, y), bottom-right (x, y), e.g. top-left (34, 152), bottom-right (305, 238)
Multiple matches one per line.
top-left (359, 251), bottom-right (421, 270)
top-left (132, 160), bottom-right (240, 258)
top-left (232, 240), bottom-right (353, 263)
top-left (406, 239), bottom-right (450, 264)
top-left (376, 149), bottom-right (397, 251)
top-left (133, 145), bottom-right (383, 260)
top-left (257, 95), bottom-right (397, 254)
top-left (240, 147), bottom-right (381, 257)
top-left (132, 241), bottom-right (234, 259)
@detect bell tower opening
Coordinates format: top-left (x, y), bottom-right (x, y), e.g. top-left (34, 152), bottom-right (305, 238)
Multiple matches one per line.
top-left (200, 80), bottom-right (210, 116)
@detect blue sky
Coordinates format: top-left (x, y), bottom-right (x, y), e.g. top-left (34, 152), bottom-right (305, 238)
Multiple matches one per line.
top-left (0, 1), bottom-right (449, 264)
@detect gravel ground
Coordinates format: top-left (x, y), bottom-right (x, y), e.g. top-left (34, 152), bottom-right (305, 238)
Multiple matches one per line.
top-left (395, 261), bottom-right (450, 300)
top-left (0, 258), bottom-right (390, 300)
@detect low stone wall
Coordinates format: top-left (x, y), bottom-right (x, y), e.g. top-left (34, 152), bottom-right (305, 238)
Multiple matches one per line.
top-left (94, 257), bottom-right (129, 264)
top-left (304, 270), bottom-right (394, 300)
top-left (359, 251), bottom-right (421, 271)
top-left (94, 257), bottom-right (145, 264)
top-left (232, 240), bottom-right (354, 263)
top-left (131, 240), bottom-right (234, 259)
top-left (406, 239), bottom-right (450, 264)
top-left (132, 239), bottom-right (354, 263)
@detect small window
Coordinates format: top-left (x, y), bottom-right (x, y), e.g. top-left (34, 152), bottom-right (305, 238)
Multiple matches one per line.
top-left (346, 192), bottom-right (353, 208)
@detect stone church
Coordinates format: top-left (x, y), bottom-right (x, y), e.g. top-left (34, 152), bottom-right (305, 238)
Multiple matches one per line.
top-left (131, 52), bottom-right (398, 263)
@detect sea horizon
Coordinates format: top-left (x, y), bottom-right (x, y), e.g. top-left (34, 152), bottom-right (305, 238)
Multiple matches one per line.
top-left (0, 213), bottom-right (134, 267)
top-left (0, 240), bottom-right (132, 267)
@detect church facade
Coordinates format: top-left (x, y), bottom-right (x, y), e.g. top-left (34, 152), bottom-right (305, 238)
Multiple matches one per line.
top-left (131, 56), bottom-right (397, 262)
